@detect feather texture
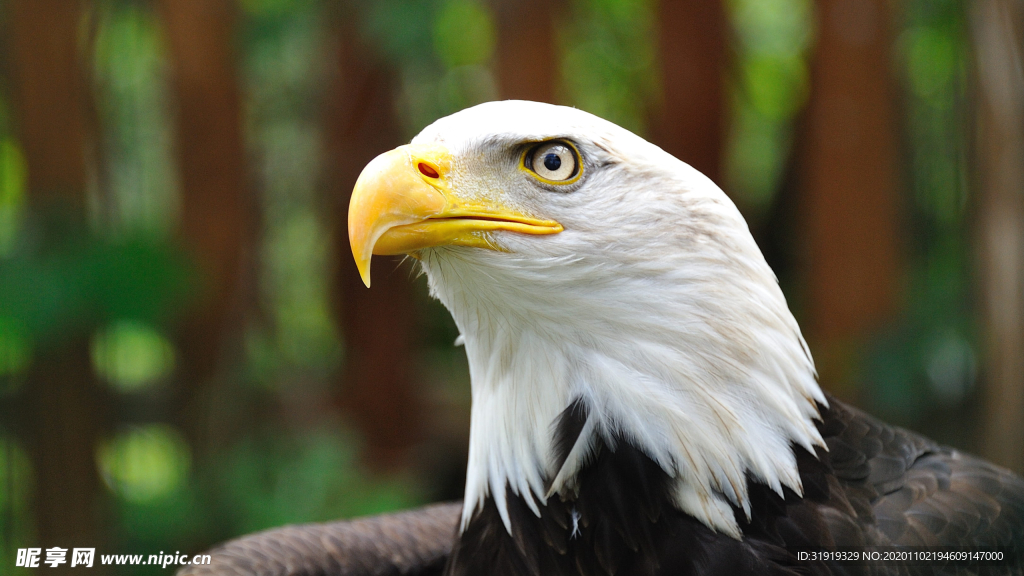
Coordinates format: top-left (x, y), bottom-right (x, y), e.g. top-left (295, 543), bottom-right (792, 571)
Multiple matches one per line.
top-left (445, 395), bottom-right (1024, 576)
top-left (183, 399), bottom-right (1024, 575)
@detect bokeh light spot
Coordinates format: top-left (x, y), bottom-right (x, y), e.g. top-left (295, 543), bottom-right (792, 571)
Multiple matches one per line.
top-left (97, 424), bottom-right (190, 503)
top-left (92, 321), bottom-right (175, 391)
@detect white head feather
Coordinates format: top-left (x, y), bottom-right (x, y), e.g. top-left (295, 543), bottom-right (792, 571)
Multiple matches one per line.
top-left (410, 101), bottom-right (826, 538)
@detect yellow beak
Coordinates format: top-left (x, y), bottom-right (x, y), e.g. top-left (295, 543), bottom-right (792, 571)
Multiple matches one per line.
top-left (348, 143), bottom-right (563, 287)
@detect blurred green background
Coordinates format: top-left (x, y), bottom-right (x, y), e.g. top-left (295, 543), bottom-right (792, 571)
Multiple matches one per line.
top-left (1, 0), bottom-right (1022, 574)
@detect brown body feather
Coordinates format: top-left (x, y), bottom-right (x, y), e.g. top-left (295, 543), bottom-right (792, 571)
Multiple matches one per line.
top-left (178, 502), bottom-right (460, 576)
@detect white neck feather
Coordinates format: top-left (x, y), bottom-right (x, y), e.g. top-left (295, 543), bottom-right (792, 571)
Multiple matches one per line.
top-left (419, 149), bottom-right (826, 539)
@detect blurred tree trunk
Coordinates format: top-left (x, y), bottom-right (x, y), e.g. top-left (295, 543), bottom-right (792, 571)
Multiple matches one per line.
top-left (325, 15), bottom-right (421, 470)
top-left (972, 0), bottom-right (1024, 474)
top-left (158, 0), bottom-right (250, 453)
top-left (798, 0), bottom-right (902, 398)
top-left (651, 0), bottom-right (728, 184)
top-left (7, 0), bottom-right (108, 564)
top-left (494, 0), bottom-right (563, 102)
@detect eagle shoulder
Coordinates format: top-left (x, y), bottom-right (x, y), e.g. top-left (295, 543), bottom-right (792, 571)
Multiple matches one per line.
top-left (820, 398), bottom-right (1024, 551)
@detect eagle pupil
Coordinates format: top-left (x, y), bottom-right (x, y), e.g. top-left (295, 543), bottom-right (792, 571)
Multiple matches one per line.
top-left (543, 154), bottom-right (561, 172)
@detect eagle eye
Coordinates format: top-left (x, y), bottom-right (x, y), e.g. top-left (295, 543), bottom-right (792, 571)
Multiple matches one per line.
top-left (524, 141), bottom-right (580, 184)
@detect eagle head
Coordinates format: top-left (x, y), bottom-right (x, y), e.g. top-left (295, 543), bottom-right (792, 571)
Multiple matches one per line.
top-left (348, 100), bottom-right (826, 538)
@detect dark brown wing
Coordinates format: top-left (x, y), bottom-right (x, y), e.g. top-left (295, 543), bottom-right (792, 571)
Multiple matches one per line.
top-left (177, 502), bottom-right (461, 576)
top-left (821, 398), bottom-right (1024, 551)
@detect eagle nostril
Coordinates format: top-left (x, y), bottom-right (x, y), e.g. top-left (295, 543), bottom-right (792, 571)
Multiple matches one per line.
top-left (418, 162), bottom-right (440, 179)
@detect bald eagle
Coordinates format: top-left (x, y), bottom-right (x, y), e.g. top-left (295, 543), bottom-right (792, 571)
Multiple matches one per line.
top-left (183, 102), bottom-right (1024, 576)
